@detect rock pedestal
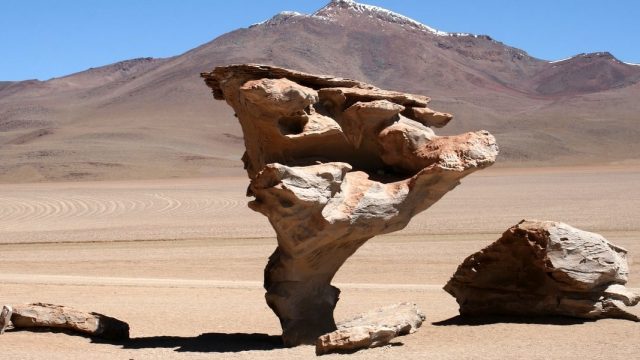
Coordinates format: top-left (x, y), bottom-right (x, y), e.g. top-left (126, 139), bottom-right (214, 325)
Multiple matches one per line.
top-left (445, 220), bottom-right (640, 321)
top-left (202, 64), bottom-right (498, 345)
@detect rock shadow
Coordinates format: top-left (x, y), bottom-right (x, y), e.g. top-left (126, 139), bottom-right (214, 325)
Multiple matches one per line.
top-left (432, 315), bottom-right (592, 326)
top-left (95, 332), bottom-right (283, 353)
top-left (322, 341), bottom-right (404, 355)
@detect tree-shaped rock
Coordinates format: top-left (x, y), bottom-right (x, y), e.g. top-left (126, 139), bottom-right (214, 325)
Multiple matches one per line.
top-left (201, 64), bottom-right (498, 346)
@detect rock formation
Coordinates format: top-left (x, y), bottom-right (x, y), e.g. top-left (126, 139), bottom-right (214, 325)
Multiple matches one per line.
top-left (0, 305), bottom-right (11, 335)
top-left (316, 326), bottom-right (395, 355)
top-left (0, 303), bottom-right (130, 340)
top-left (444, 220), bottom-right (640, 321)
top-left (316, 302), bottom-right (425, 355)
top-left (336, 302), bottom-right (425, 335)
top-left (202, 64), bottom-right (498, 346)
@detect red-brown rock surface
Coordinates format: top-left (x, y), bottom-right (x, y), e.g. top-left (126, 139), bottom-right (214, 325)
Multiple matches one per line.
top-left (444, 220), bottom-right (640, 321)
top-left (202, 64), bottom-right (498, 346)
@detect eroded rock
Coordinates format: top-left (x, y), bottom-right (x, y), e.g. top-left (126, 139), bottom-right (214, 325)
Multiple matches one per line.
top-left (316, 326), bottom-right (396, 355)
top-left (202, 64), bottom-right (498, 346)
top-left (444, 220), bottom-right (640, 321)
top-left (337, 302), bottom-right (425, 335)
top-left (316, 303), bottom-right (425, 355)
top-left (1, 303), bottom-right (130, 340)
top-left (0, 305), bottom-right (12, 334)
top-left (402, 106), bottom-right (453, 128)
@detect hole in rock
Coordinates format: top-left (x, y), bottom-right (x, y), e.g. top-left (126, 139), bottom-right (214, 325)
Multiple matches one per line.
top-left (364, 165), bottom-right (415, 184)
top-left (278, 197), bottom-right (294, 208)
top-left (278, 116), bottom-right (307, 135)
top-left (312, 102), bottom-right (331, 117)
top-left (284, 156), bottom-right (418, 185)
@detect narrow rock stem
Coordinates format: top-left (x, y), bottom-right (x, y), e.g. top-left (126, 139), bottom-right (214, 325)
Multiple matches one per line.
top-left (265, 276), bottom-right (340, 345)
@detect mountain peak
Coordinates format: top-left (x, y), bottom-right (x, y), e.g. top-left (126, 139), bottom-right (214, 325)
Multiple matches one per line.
top-left (250, 11), bottom-right (309, 27)
top-left (251, 0), bottom-right (481, 38)
top-left (315, 0), bottom-right (458, 36)
top-left (548, 52), bottom-right (629, 65)
top-left (577, 52), bottom-right (616, 61)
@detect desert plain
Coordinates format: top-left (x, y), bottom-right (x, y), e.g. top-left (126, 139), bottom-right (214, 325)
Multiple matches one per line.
top-left (3, 0), bottom-right (640, 358)
top-left (1, 164), bottom-right (639, 359)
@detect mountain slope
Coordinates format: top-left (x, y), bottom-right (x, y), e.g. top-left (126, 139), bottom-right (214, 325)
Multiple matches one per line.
top-left (1, 0), bottom-right (639, 183)
top-left (531, 52), bottom-right (640, 96)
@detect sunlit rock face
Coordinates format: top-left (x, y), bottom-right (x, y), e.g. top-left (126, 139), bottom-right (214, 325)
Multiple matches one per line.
top-left (445, 220), bottom-right (640, 322)
top-left (202, 64), bottom-right (498, 346)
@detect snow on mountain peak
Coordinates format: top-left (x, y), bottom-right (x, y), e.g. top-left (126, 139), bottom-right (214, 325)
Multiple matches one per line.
top-left (315, 0), bottom-right (478, 37)
top-left (251, 0), bottom-right (479, 38)
top-left (547, 52), bottom-right (639, 66)
top-left (250, 11), bottom-right (315, 27)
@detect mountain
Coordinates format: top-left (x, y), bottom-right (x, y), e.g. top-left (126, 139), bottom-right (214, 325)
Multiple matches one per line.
top-left (1, 0), bottom-right (639, 183)
top-left (531, 52), bottom-right (640, 96)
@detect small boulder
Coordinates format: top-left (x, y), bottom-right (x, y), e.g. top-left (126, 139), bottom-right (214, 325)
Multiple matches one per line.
top-left (337, 302), bottom-right (425, 335)
top-left (315, 302), bottom-right (425, 355)
top-left (316, 326), bottom-right (396, 355)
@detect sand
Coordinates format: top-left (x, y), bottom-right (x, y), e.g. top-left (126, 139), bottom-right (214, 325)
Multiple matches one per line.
top-left (1, 165), bottom-right (639, 359)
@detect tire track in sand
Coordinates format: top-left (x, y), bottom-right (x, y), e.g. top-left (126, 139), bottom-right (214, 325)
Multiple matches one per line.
top-left (0, 188), bottom-right (244, 231)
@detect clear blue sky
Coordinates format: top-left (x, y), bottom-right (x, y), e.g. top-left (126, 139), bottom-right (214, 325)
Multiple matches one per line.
top-left (2, 0), bottom-right (639, 81)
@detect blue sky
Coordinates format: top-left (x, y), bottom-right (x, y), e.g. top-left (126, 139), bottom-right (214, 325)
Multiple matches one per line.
top-left (2, 0), bottom-right (639, 81)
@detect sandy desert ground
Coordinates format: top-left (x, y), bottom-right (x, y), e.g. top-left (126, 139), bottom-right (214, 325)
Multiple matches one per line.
top-left (1, 165), bottom-right (639, 359)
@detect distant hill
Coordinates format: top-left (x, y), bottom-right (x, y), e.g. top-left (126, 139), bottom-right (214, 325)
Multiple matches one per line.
top-left (2, 0), bottom-right (639, 183)
top-left (0, 81), bottom-right (15, 92)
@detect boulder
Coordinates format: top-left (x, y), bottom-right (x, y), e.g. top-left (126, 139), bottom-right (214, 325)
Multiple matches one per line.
top-left (0, 303), bottom-right (130, 340)
top-left (316, 303), bottom-right (425, 355)
top-left (337, 302), bottom-right (425, 335)
top-left (316, 326), bottom-right (396, 355)
top-left (444, 220), bottom-right (640, 321)
top-left (202, 64), bottom-right (498, 346)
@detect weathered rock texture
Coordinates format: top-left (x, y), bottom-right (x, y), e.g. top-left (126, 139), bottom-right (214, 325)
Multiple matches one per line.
top-left (316, 302), bottom-right (425, 355)
top-left (337, 302), bottom-right (425, 335)
top-left (0, 305), bottom-right (11, 335)
top-left (0, 303), bottom-right (130, 340)
top-left (316, 326), bottom-right (395, 355)
top-left (444, 220), bottom-right (640, 321)
top-left (202, 64), bottom-right (498, 346)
